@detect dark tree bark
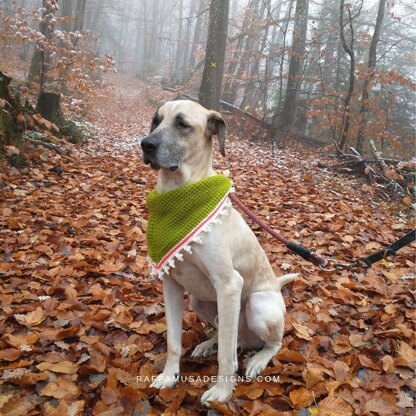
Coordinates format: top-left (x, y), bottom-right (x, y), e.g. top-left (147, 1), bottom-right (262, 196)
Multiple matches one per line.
top-left (0, 72), bottom-right (22, 150)
top-left (199, 0), bottom-right (230, 110)
top-left (338, 0), bottom-right (357, 155)
top-left (36, 92), bottom-right (64, 124)
top-left (355, 0), bottom-right (387, 153)
top-left (270, 0), bottom-right (309, 142)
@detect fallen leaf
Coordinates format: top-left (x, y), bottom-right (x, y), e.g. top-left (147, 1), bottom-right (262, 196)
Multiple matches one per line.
top-left (276, 348), bottom-right (307, 363)
top-left (41, 378), bottom-right (79, 399)
top-left (304, 367), bottom-right (324, 389)
top-left (36, 361), bottom-right (78, 374)
top-left (14, 307), bottom-right (45, 326)
top-left (364, 398), bottom-right (396, 415)
top-left (0, 349), bottom-right (21, 362)
top-left (318, 395), bottom-right (353, 416)
top-left (289, 386), bottom-right (314, 409)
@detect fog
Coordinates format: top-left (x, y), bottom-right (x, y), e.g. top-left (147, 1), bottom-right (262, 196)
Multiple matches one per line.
top-left (1, 0), bottom-right (415, 155)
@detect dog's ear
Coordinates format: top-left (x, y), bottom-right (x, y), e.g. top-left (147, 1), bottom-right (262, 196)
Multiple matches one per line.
top-left (207, 111), bottom-right (227, 157)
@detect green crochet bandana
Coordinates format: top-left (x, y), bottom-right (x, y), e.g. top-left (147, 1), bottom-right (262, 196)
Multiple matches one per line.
top-left (146, 175), bottom-right (232, 275)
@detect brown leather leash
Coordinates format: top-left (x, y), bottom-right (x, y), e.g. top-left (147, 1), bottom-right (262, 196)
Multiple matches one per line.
top-left (229, 193), bottom-right (415, 272)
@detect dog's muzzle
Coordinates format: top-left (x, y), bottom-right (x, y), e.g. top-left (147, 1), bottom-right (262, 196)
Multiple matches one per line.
top-left (141, 136), bottom-right (179, 172)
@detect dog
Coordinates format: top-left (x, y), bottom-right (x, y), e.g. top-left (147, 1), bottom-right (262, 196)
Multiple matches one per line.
top-left (141, 100), bottom-right (297, 406)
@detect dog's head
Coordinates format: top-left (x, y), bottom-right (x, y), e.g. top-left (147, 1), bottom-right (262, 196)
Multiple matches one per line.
top-left (141, 100), bottom-right (226, 172)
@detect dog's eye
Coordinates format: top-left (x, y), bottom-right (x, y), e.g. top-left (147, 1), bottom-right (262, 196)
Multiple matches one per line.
top-left (177, 120), bottom-right (191, 129)
top-left (150, 116), bottom-right (161, 132)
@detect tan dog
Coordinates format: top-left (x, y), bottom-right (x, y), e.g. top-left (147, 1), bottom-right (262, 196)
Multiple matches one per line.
top-left (141, 100), bottom-right (297, 405)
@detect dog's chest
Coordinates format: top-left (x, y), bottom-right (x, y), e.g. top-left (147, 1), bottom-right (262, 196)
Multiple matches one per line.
top-left (170, 260), bottom-right (217, 302)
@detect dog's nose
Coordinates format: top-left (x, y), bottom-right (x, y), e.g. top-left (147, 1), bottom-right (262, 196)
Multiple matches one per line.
top-left (141, 136), bottom-right (159, 154)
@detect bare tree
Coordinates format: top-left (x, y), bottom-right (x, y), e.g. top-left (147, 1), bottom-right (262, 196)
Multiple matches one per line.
top-left (186, 0), bottom-right (208, 78)
top-left (355, 0), bottom-right (387, 153)
top-left (199, 0), bottom-right (230, 110)
top-left (223, 0), bottom-right (261, 103)
top-left (337, 0), bottom-right (361, 154)
top-left (269, 0), bottom-right (309, 142)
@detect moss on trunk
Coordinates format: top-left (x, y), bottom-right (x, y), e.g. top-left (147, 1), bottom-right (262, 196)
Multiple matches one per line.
top-left (0, 72), bottom-right (26, 167)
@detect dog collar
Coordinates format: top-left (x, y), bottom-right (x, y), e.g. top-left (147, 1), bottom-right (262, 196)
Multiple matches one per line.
top-left (146, 174), bottom-right (232, 277)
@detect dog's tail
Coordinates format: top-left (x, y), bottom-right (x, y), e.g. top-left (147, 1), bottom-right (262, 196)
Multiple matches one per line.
top-left (276, 273), bottom-right (299, 290)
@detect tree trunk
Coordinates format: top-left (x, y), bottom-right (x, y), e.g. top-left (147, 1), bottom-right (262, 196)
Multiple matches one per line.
top-left (179, 0), bottom-right (197, 84)
top-left (28, 0), bottom-right (58, 88)
top-left (187, 0), bottom-right (208, 74)
top-left (355, 0), bottom-right (387, 154)
top-left (118, 0), bottom-right (129, 70)
top-left (223, 0), bottom-right (259, 103)
top-left (321, 0), bottom-right (339, 91)
top-left (199, 0), bottom-right (230, 110)
top-left (271, 0), bottom-right (294, 128)
top-left (0, 73), bottom-right (22, 148)
top-left (73, 0), bottom-right (87, 32)
top-left (85, 0), bottom-right (100, 32)
top-left (270, 0), bottom-right (309, 142)
top-left (240, 0), bottom-right (271, 110)
top-left (142, 0), bottom-right (150, 75)
top-left (229, 2), bottom-right (261, 105)
top-left (261, 0), bottom-right (284, 113)
top-left (338, 0), bottom-right (357, 155)
top-left (61, 0), bottom-right (76, 32)
top-left (151, 0), bottom-right (162, 66)
top-left (134, 2), bottom-right (144, 71)
top-left (173, 0), bottom-right (184, 83)
top-left (36, 92), bottom-right (64, 125)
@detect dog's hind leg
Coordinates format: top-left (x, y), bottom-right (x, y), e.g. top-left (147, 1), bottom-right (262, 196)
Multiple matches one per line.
top-left (190, 296), bottom-right (219, 358)
top-left (244, 291), bottom-right (285, 378)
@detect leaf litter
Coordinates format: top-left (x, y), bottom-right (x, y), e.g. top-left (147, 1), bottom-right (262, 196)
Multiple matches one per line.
top-left (0, 73), bottom-right (414, 415)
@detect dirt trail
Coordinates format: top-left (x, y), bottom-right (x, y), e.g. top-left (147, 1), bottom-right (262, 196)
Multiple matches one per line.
top-left (0, 74), bottom-right (414, 415)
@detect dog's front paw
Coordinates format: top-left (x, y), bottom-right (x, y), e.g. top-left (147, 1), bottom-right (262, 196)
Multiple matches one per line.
top-left (200, 382), bottom-right (234, 407)
top-left (191, 338), bottom-right (218, 358)
top-left (150, 372), bottom-right (179, 389)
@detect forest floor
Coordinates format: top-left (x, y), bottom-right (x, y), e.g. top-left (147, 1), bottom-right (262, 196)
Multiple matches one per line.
top-left (0, 73), bottom-right (415, 416)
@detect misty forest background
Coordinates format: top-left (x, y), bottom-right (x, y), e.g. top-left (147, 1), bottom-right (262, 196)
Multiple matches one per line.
top-left (0, 0), bottom-right (415, 161)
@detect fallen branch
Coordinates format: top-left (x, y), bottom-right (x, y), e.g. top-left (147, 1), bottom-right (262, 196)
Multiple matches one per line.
top-left (350, 146), bottom-right (376, 186)
top-left (332, 144), bottom-right (414, 202)
top-left (369, 139), bottom-right (388, 172)
top-left (27, 137), bottom-right (71, 155)
top-left (369, 139), bottom-right (405, 195)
